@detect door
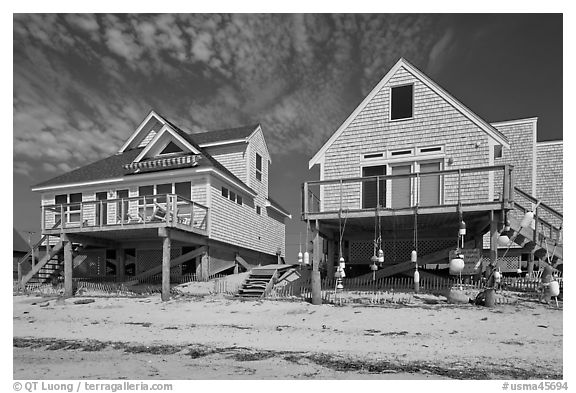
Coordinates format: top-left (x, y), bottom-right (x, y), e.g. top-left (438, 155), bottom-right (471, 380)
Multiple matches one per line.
top-left (391, 165), bottom-right (412, 208)
top-left (117, 189), bottom-right (129, 222)
top-left (362, 165), bottom-right (386, 209)
top-left (419, 162), bottom-right (442, 206)
top-left (96, 192), bottom-right (108, 226)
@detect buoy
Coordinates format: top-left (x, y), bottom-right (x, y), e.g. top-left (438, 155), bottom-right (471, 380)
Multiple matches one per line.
top-left (504, 220), bottom-right (511, 232)
top-left (303, 251), bottom-right (310, 266)
top-left (377, 249), bottom-right (384, 264)
top-left (370, 255), bottom-right (378, 264)
top-left (370, 263), bottom-right (378, 271)
top-left (336, 281), bottom-right (344, 290)
top-left (334, 270), bottom-right (341, 279)
top-left (340, 269), bottom-right (346, 278)
top-left (498, 234), bottom-right (511, 247)
top-left (297, 251), bottom-right (303, 264)
top-left (459, 221), bottom-right (466, 236)
top-left (339, 257), bottom-right (345, 270)
top-left (411, 250), bottom-right (417, 263)
top-left (414, 269), bottom-right (420, 283)
top-left (494, 270), bottom-right (502, 283)
top-left (449, 256), bottom-right (465, 275)
top-left (517, 268), bottom-right (523, 274)
top-left (547, 281), bottom-right (560, 297)
top-left (520, 211), bottom-right (534, 228)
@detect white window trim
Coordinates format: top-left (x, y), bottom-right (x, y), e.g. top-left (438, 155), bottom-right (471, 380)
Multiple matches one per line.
top-left (360, 155), bottom-right (446, 208)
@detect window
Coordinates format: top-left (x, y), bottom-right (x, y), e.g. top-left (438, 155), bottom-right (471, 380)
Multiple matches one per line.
top-left (494, 145), bottom-right (503, 159)
top-left (391, 149), bottom-right (412, 157)
top-left (364, 153), bottom-right (383, 159)
top-left (160, 141), bottom-right (183, 155)
top-left (175, 182), bottom-right (191, 200)
top-left (256, 153), bottom-right (262, 181)
top-left (236, 195), bottom-right (243, 205)
top-left (156, 183), bottom-right (172, 203)
top-left (362, 166), bottom-right (386, 209)
top-left (222, 187), bottom-right (229, 198)
top-left (256, 206), bottom-right (261, 215)
top-left (55, 193), bottom-right (82, 224)
top-left (229, 191), bottom-right (236, 202)
top-left (390, 84), bottom-right (413, 120)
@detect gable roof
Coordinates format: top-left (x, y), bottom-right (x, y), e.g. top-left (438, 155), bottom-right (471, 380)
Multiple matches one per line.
top-left (192, 124), bottom-right (260, 145)
top-left (309, 58), bottom-right (510, 169)
top-left (32, 113), bottom-right (257, 197)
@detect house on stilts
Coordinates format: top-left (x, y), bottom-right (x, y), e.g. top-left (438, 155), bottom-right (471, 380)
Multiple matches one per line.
top-left (19, 111), bottom-right (291, 300)
top-left (302, 58), bottom-right (562, 281)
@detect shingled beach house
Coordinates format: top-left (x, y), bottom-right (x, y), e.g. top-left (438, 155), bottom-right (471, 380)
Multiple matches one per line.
top-left (302, 58), bottom-right (562, 284)
top-left (19, 111), bottom-right (290, 300)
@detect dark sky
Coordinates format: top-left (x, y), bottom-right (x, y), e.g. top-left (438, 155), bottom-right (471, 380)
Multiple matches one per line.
top-left (13, 14), bottom-right (562, 259)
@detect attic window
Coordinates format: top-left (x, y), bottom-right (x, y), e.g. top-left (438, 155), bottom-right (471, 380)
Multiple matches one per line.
top-left (390, 85), bottom-right (413, 120)
top-left (160, 141), bottom-right (183, 155)
top-left (256, 153), bottom-right (262, 181)
top-left (364, 153), bottom-right (384, 159)
top-left (494, 145), bottom-right (503, 159)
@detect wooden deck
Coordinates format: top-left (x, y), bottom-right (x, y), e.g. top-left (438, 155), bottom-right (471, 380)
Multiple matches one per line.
top-left (41, 193), bottom-right (208, 237)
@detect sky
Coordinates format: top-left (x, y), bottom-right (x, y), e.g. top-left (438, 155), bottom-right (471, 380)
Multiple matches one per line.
top-left (12, 13), bottom-right (563, 260)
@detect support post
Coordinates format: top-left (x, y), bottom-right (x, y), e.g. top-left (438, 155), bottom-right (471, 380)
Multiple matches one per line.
top-left (488, 210), bottom-right (498, 282)
top-left (162, 235), bottom-right (171, 301)
top-left (311, 220), bottom-right (322, 305)
top-left (63, 237), bottom-right (73, 298)
top-left (116, 248), bottom-right (125, 282)
top-left (527, 252), bottom-right (535, 277)
top-left (327, 235), bottom-right (335, 280)
top-left (196, 249), bottom-right (210, 281)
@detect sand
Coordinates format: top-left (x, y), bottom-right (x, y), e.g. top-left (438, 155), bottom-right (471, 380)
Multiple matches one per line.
top-left (12, 292), bottom-right (563, 379)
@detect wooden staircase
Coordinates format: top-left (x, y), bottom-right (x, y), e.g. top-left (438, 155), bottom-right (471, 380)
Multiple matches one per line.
top-left (19, 239), bottom-right (64, 286)
top-left (506, 187), bottom-right (563, 263)
top-left (237, 264), bottom-right (294, 299)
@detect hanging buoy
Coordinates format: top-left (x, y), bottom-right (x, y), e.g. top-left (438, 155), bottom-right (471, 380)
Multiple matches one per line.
top-left (378, 249), bottom-right (384, 264)
top-left (370, 255), bottom-right (378, 264)
top-left (303, 251), bottom-right (310, 265)
top-left (547, 281), bottom-right (560, 297)
top-left (494, 270), bottom-right (502, 283)
top-left (520, 211), bottom-right (534, 228)
top-left (517, 268), bottom-right (523, 274)
top-left (370, 263), bottom-right (378, 271)
top-left (449, 255), bottom-right (465, 275)
top-left (340, 269), bottom-right (346, 278)
top-left (297, 251), bottom-right (303, 264)
top-left (411, 250), bottom-right (417, 263)
top-left (504, 220), bottom-right (511, 232)
top-left (498, 234), bottom-right (511, 247)
top-left (414, 269), bottom-right (420, 283)
top-left (336, 280), bottom-right (344, 290)
top-left (459, 221), bottom-right (466, 236)
top-left (339, 257), bottom-right (346, 270)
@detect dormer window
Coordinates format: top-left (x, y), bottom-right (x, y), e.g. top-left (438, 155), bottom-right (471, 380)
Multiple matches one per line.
top-left (390, 84), bottom-right (413, 120)
top-left (256, 153), bottom-right (262, 181)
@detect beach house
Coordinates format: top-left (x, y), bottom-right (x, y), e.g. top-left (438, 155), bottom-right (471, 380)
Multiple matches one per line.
top-left (303, 58), bottom-right (562, 280)
top-left (22, 111), bottom-right (290, 299)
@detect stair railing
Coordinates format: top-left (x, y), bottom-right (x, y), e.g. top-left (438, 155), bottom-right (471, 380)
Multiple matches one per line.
top-left (513, 187), bottom-right (562, 244)
top-left (17, 219), bottom-right (62, 282)
top-left (260, 270), bottom-right (279, 299)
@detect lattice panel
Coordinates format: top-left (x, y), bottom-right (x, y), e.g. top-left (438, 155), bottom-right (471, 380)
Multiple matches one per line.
top-left (481, 256), bottom-right (521, 273)
top-left (74, 250), bottom-right (106, 277)
top-left (136, 248), bottom-right (182, 275)
top-left (349, 239), bottom-right (457, 264)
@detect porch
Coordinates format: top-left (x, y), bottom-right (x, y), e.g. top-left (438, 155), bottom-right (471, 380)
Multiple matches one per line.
top-left (41, 193), bottom-right (208, 237)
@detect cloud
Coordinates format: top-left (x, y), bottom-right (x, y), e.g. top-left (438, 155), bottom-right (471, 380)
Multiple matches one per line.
top-left (427, 28), bottom-right (456, 76)
top-left (13, 14), bottom-right (447, 184)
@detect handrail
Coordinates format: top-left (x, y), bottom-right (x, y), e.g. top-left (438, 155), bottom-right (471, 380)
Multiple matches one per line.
top-left (513, 187), bottom-right (563, 220)
top-left (304, 164), bottom-right (508, 187)
top-left (17, 219), bottom-right (62, 266)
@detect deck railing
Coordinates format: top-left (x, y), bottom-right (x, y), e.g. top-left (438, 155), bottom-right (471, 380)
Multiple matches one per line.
top-left (302, 164), bottom-right (514, 216)
top-left (512, 187), bottom-right (562, 244)
top-left (41, 194), bottom-right (208, 233)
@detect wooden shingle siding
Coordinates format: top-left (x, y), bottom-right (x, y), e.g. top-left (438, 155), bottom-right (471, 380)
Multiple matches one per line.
top-left (205, 144), bottom-right (248, 183)
top-left (208, 178), bottom-right (285, 256)
top-left (492, 121), bottom-right (536, 196)
top-left (137, 118), bottom-right (164, 148)
top-left (536, 142), bottom-right (563, 213)
top-left (322, 66), bottom-right (491, 210)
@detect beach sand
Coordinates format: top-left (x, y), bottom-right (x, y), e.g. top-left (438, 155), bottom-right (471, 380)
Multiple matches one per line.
top-left (13, 292), bottom-right (563, 379)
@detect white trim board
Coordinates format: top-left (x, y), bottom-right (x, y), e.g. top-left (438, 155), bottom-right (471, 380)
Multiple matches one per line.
top-left (309, 58), bottom-right (510, 169)
top-left (133, 125), bottom-right (201, 162)
top-left (118, 110), bottom-right (166, 153)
